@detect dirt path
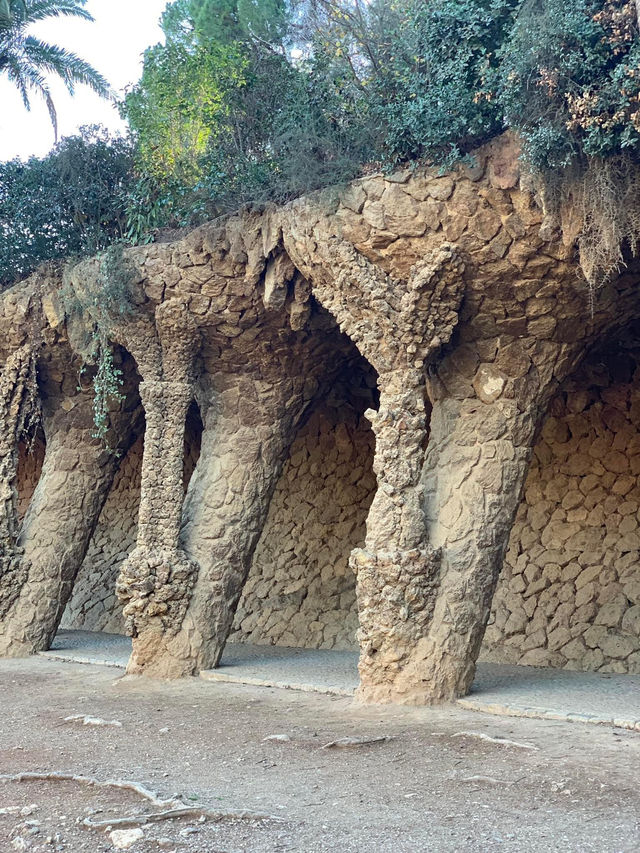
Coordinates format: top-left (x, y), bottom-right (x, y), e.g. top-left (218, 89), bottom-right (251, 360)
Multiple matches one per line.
top-left (0, 657), bottom-right (638, 852)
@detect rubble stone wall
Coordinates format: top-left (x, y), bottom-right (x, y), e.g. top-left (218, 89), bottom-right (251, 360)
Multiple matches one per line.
top-left (232, 335), bottom-right (639, 673)
top-left (61, 380), bottom-right (377, 647)
top-left (60, 437), bottom-right (142, 633)
top-left (230, 398), bottom-right (376, 650)
top-left (482, 335), bottom-right (640, 673)
top-left (8, 134), bottom-right (640, 690)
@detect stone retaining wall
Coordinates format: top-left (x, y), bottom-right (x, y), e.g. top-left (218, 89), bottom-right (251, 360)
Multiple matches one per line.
top-left (59, 379), bottom-right (377, 646)
top-left (60, 436), bottom-right (142, 633)
top-left (230, 398), bottom-right (376, 650)
top-left (52, 339), bottom-right (640, 674)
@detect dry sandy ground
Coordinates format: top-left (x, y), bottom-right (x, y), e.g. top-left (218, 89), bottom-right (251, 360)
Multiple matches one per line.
top-left (0, 656), bottom-right (638, 853)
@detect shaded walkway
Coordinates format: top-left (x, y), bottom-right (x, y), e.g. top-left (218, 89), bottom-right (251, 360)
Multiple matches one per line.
top-left (41, 630), bottom-right (640, 731)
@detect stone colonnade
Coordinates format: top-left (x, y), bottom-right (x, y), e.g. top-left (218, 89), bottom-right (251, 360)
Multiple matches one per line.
top-left (1, 137), bottom-right (639, 703)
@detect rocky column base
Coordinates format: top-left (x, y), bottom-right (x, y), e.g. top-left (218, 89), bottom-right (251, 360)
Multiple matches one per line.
top-left (117, 546), bottom-right (198, 678)
top-left (352, 546), bottom-right (443, 704)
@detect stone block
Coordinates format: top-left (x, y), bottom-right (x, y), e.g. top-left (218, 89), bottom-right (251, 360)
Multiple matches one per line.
top-left (621, 605), bottom-right (640, 636)
top-left (561, 637), bottom-right (586, 660)
top-left (599, 633), bottom-right (639, 659)
top-left (595, 600), bottom-right (627, 628)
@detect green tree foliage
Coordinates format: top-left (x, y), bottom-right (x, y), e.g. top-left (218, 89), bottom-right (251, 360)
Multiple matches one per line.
top-left (0, 126), bottom-right (134, 287)
top-left (500, 0), bottom-right (640, 170)
top-left (191, 0), bottom-right (289, 45)
top-left (306, 0), bottom-right (520, 167)
top-left (0, 0), bottom-right (110, 139)
top-left (5, 0), bottom-right (640, 281)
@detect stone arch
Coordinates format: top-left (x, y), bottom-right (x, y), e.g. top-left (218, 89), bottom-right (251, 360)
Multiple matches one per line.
top-left (0, 337), bottom-right (144, 657)
top-left (483, 321), bottom-right (640, 674)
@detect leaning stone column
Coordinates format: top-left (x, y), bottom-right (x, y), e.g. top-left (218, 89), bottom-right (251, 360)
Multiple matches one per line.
top-left (415, 395), bottom-right (540, 703)
top-left (137, 373), bottom-right (306, 676)
top-left (116, 302), bottom-right (200, 677)
top-left (352, 369), bottom-right (442, 704)
top-left (0, 345), bottom-right (37, 623)
top-left (0, 390), bottom-right (129, 657)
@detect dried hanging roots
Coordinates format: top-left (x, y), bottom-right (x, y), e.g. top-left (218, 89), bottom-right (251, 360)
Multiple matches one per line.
top-left (539, 154), bottom-right (640, 294)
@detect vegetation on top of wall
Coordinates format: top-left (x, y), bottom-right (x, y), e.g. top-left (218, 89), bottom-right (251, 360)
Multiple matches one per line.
top-left (2, 1), bottom-right (640, 289)
top-left (119, 0), bottom-right (640, 288)
top-left (502, 0), bottom-right (640, 171)
top-left (119, 0), bottom-right (521, 227)
top-left (0, 126), bottom-right (134, 287)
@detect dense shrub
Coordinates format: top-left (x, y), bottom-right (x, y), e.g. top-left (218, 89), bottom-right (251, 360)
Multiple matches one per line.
top-left (0, 126), bottom-right (133, 286)
top-left (500, 0), bottom-right (640, 171)
top-left (120, 0), bottom-right (640, 238)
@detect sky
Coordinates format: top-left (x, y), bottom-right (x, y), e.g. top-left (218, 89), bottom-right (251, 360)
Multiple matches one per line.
top-left (0, 0), bottom-right (169, 162)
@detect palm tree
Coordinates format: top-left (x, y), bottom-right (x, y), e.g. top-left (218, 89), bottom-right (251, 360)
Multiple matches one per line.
top-left (0, 0), bottom-right (110, 140)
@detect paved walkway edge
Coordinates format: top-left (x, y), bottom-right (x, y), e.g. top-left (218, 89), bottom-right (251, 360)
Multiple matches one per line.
top-left (199, 669), bottom-right (355, 696)
top-left (457, 697), bottom-right (640, 732)
top-left (39, 650), bottom-right (126, 669)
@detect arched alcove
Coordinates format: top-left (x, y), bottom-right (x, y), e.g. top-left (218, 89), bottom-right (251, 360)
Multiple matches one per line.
top-left (229, 339), bottom-right (379, 651)
top-left (16, 429), bottom-right (45, 522)
top-left (482, 322), bottom-right (640, 674)
top-left (60, 351), bottom-right (205, 634)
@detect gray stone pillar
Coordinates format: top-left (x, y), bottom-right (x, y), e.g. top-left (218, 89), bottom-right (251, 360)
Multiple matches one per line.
top-left (0, 392), bottom-right (126, 657)
top-left (115, 301), bottom-right (202, 677)
top-left (352, 370), bottom-right (441, 703)
top-left (117, 379), bottom-right (199, 676)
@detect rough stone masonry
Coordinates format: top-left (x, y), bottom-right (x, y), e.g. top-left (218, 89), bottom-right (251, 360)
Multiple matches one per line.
top-left (2, 133), bottom-right (640, 704)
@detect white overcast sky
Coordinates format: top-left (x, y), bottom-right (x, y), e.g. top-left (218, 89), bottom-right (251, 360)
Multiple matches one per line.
top-left (0, 0), bottom-right (169, 161)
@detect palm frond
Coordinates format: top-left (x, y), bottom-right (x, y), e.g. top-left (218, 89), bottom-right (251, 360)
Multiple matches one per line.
top-left (23, 37), bottom-right (110, 96)
top-left (24, 0), bottom-right (93, 25)
top-left (1, 0), bottom-right (109, 137)
top-left (3, 49), bottom-right (48, 107)
top-left (0, 0), bottom-right (27, 27)
top-left (43, 86), bottom-right (57, 140)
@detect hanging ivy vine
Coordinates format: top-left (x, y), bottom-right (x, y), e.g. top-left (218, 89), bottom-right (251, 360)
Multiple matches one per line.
top-left (61, 244), bottom-right (136, 448)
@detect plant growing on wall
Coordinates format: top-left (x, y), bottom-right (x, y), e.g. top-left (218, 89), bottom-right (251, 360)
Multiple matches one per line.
top-left (61, 243), bottom-right (137, 446)
top-left (500, 0), bottom-right (640, 285)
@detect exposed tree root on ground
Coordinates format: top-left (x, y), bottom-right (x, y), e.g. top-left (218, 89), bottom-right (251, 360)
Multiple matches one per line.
top-left (0, 771), bottom-right (284, 827)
